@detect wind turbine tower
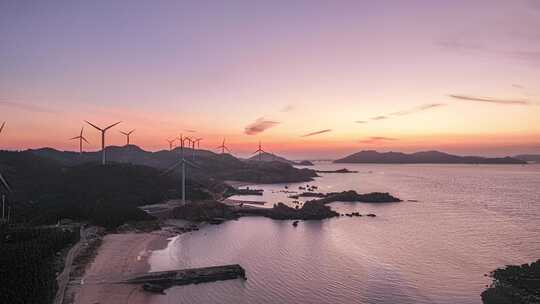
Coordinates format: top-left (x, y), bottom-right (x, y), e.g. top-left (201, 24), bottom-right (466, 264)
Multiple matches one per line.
top-left (85, 120), bottom-right (121, 165)
top-left (120, 129), bottom-right (135, 146)
top-left (162, 135), bottom-right (200, 204)
top-left (70, 127), bottom-right (90, 154)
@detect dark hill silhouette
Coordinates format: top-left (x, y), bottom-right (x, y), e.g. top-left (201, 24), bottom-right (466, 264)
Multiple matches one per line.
top-left (334, 150), bottom-right (526, 164)
top-left (247, 151), bottom-right (314, 166)
top-left (29, 145), bottom-right (317, 183)
top-left (0, 150), bottom-right (214, 228)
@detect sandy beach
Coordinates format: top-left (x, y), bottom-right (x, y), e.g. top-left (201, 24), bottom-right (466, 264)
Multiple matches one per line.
top-left (71, 232), bottom-right (170, 304)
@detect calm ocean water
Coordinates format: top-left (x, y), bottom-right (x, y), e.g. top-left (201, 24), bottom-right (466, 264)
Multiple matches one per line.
top-left (148, 163), bottom-right (540, 304)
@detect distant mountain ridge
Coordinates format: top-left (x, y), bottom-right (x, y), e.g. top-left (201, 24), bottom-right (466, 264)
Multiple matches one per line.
top-left (29, 145), bottom-right (318, 183)
top-left (247, 152), bottom-right (314, 166)
top-left (334, 150), bottom-right (526, 164)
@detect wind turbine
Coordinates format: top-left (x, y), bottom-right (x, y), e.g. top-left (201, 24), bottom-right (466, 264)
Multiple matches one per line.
top-left (216, 138), bottom-right (231, 154)
top-left (162, 136), bottom-right (200, 204)
top-left (166, 138), bottom-right (176, 151)
top-left (70, 127), bottom-right (90, 154)
top-left (120, 129), bottom-right (135, 146)
top-left (253, 141), bottom-right (267, 161)
top-left (0, 121), bottom-right (5, 135)
top-left (85, 120), bottom-right (121, 165)
top-left (195, 138), bottom-right (202, 149)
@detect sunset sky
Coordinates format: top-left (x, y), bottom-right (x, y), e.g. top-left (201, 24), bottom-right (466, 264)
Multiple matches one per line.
top-left (1, 0), bottom-right (539, 159)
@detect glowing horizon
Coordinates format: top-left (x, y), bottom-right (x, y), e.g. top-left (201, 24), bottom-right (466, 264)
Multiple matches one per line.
top-left (1, 1), bottom-right (539, 159)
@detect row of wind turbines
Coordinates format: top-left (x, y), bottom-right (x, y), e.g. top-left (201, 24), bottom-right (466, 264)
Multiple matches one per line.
top-left (69, 121), bottom-right (268, 163)
top-left (1, 119), bottom-right (271, 207)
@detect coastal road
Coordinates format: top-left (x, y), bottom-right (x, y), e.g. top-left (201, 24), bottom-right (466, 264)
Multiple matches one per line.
top-left (54, 226), bottom-right (86, 304)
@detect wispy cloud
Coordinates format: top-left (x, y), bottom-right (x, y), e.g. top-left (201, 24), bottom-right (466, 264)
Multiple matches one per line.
top-left (359, 136), bottom-right (398, 144)
top-left (0, 99), bottom-right (55, 113)
top-left (448, 94), bottom-right (532, 105)
top-left (358, 103), bottom-right (445, 124)
top-left (280, 105), bottom-right (295, 112)
top-left (184, 129), bottom-right (196, 133)
top-left (512, 84), bottom-right (524, 89)
top-left (438, 39), bottom-right (540, 65)
top-left (389, 103), bottom-right (446, 116)
top-left (244, 117), bottom-right (280, 135)
top-left (301, 129), bottom-right (332, 137)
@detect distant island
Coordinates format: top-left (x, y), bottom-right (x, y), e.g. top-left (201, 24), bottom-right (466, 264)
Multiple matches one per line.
top-left (247, 151), bottom-right (314, 166)
top-left (514, 154), bottom-right (540, 163)
top-left (334, 150), bottom-right (526, 164)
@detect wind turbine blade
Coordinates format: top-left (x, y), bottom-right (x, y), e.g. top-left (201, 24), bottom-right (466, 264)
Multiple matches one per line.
top-left (85, 120), bottom-right (103, 131)
top-left (80, 127), bottom-right (84, 137)
top-left (184, 159), bottom-right (201, 169)
top-left (225, 147), bottom-right (232, 153)
top-left (0, 173), bottom-right (12, 193)
top-left (69, 136), bottom-right (80, 140)
top-left (129, 129), bottom-right (135, 134)
top-left (120, 131), bottom-right (128, 135)
top-left (0, 121), bottom-right (5, 133)
top-left (161, 161), bottom-right (182, 176)
top-left (82, 136), bottom-right (90, 144)
top-left (104, 121), bottom-right (122, 130)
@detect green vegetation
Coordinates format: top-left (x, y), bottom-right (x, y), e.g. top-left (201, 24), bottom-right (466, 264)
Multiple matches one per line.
top-left (0, 151), bottom-right (212, 229)
top-left (482, 259), bottom-right (540, 304)
top-left (0, 226), bottom-right (79, 304)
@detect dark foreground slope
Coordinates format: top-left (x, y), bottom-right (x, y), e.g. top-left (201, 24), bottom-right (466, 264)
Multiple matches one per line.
top-left (0, 151), bottom-right (213, 228)
top-left (30, 145), bottom-right (318, 183)
top-left (0, 226), bottom-right (79, 304)
top-left (334, 150), bottom-right (526, 164)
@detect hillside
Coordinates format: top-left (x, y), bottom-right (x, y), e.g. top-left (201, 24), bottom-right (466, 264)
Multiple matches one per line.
top-left (0, 151), bottom-right (215, 228)
top-left (30, 145), bottom-right (317, 183)
top-left (247, 152), bottom-right (314, 166)
top-left (334, 150), bottom-right (526, 164)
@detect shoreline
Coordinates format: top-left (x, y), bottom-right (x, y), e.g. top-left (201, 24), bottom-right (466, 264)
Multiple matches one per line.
top-left (70, 232), bottom-right (171, 304)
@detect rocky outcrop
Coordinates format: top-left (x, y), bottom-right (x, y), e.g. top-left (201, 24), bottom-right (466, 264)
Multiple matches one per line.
top-left (315, 168), bottom-right (358, 173)
top-left (172, 201), bottom-right (237, 222)
top-left (312, 191), bottom-right (401, 204)
top-left (482, 259), bottom-right (540, 304)
top-left (239, 202), bottom-right (339, 220)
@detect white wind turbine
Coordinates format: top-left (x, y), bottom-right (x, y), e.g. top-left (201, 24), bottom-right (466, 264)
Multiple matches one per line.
top-left (162, 136), bottom-right (200, 204)
top-left (85, 120), bottom-right (122, 165)
top-left (166, 138), bottom-right (176, 151)
top-left (120, 129), bottom-right (135, 146)
top-left (253, 141), bottom-right (267, 161)
top-left (70, 127), bottom-right (90, 154)
top-left (216, 138), bottom-right (231, 154)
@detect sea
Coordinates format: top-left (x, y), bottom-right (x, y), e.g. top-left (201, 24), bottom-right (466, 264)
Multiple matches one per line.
top-left (148, 162), bottom-right (540, 304)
